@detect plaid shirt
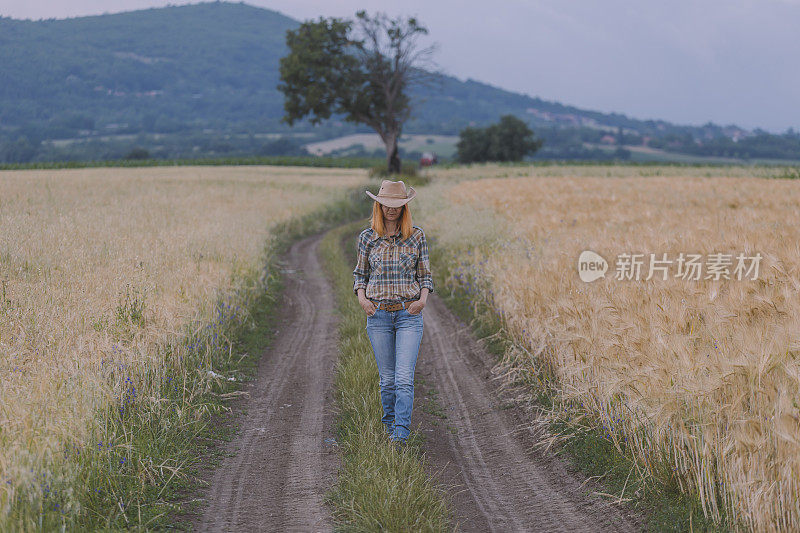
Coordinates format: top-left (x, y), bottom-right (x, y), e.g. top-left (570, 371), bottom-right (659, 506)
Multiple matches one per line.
top-left (353, 225), bottom-right (434, 301)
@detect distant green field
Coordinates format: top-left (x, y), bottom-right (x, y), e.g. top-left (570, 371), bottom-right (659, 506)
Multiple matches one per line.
top-left (304, 134), bottom-right (459, 159)
top-left (0, 155), bottom-right (384, 171)
top-left (2, 153), bottom-right (797, 172)
top-left (586, 143), bottom-right (800, 166)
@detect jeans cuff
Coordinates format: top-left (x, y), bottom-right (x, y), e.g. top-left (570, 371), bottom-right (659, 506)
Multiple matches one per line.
top-left (392, 424), bottom-right (410, 440)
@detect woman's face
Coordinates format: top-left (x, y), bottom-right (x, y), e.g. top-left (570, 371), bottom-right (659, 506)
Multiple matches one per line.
top-left (381, 204), bottom-right (402, 222)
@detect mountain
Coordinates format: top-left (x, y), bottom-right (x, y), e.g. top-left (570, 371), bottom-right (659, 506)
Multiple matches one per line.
top-left (1, 1), bottom-right (798, 163)
top-left (0, 3), bottom-right (294, 135)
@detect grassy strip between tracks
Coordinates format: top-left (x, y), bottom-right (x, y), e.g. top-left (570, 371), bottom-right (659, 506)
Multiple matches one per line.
top-left (7, 186), bottom-right (370, 532)
top-left (428, 243), bottom-right (737, 533)
top-left (319, 220), bottom-right (451, 532)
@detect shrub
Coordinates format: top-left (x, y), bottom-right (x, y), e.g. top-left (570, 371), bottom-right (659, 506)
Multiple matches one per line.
top-left (124, 147), bottom-right (150, 160)
top-left (457, 115), bottom-right (543, 163)
top-left (368, 161), bottom-right (418, 178)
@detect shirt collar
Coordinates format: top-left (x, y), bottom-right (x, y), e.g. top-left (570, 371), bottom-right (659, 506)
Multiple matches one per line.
top-left (368, 227), bottom-right (401, 241)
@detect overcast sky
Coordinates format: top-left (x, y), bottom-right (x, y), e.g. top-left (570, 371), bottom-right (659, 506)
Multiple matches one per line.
top-left (4, 0), bottom-right (799, 133)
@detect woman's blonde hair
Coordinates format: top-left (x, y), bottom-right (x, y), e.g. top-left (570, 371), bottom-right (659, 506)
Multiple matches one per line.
top-left (371, 201), bottom-right (413, 240)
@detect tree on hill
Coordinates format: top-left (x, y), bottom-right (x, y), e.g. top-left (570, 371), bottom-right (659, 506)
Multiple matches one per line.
top-left (278, 11), bottom-right (436, 174)
top-left (456, 127), bottom-right (490, 163)
top-left (456, 115), bottom-right (543, 163)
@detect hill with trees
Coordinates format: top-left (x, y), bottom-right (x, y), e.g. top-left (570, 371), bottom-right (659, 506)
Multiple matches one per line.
top-left (1, 1), bottom-right (798, 163)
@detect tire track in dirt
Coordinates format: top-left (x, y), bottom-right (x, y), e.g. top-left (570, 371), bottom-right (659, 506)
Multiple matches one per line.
top-left (414, 295), bottom-right (643, 533)
top-left (196, 232), bottom-right (339, 532)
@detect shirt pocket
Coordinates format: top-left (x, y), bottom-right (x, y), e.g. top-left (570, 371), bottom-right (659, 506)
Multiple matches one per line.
top-left (368, 248), bottom-right (384, 275)
top-left (398, 245), bottom-right (418, 272)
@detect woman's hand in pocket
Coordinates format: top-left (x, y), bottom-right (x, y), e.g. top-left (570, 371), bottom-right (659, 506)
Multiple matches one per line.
top-left (406, 299), bottom-right (425, 315)
top-left (359, 297), bottom-right (377, 316)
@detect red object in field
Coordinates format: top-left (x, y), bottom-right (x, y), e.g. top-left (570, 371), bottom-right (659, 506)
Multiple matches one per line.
top-left (420, 152), bottom-right (438, 167)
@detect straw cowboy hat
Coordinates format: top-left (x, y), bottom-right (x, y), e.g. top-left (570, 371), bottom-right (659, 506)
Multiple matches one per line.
top-left (365, 179), bottom-right (417, 208)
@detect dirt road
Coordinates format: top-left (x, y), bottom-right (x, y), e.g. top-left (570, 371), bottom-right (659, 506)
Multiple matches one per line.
top-left (413, 294), bottom-right (641, 532)
top-left (196, 232), bottom-right (339, 532)
top-left (196, 226), bottom-right (639, 532)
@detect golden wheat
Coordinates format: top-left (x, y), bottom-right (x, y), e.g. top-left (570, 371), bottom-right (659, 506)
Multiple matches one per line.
top-left (0, 165), bottom-right (365, 518)
top-left (415, 164), bottom-right (800, 532)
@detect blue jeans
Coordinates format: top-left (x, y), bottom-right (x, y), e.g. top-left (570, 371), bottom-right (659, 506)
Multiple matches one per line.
top-left (366, 306), bottom-right (424, 441)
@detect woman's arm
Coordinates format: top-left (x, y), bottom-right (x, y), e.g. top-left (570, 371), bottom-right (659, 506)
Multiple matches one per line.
top-left (353, 231), bottom-right (370, 295)
top-left (353, 231), bottom-right (376, 315)
top-left (407, 287), bottom-right (429, 314)
top-left (408, 229), bottom-right (433, 314)
top-left (415, 228), bottom-right (434, 294)
top-left (419, 288), bottom-right (429, 304)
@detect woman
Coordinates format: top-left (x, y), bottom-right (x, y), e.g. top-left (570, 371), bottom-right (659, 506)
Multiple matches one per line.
top-left (352, 179), bottom-right (434, 446)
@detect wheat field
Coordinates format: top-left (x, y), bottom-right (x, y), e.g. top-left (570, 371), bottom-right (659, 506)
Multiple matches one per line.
top-left (0, 165), bottom-right (365, 523)
top-left (415, 164), bottom-right (800, 531)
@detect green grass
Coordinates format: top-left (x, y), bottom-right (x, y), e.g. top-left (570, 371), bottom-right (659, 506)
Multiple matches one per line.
top-left (417, 376), bottom-right (448, 424)
top-left (319, 220), bottom-right (451, 532)
top-left (773, 166), bottom-right (800, 179)
top-left (0, 155), bottom-right (384, 171)
top-left (4, 186), bottom-right (371, 531)
top-left (432, 159), bottom-right (798, 170)
top-left (9, 155), bottom-right (798, 173)
top-left (428, 243), bottom-right (738, 532)
top-left (6, 155), bottom-right (797, 174)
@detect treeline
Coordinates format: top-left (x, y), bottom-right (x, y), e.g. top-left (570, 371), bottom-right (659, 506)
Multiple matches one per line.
top-left (0, 155), bottom-right (384, 171)
top-left (0, 131), bottom-right (315, 164)
top-left (7, 125), bottom-right (800, 165)
top-left (655, 131), bottom-right (800, 160)
top-left (524, 126), bottom-right (800, 162)
top-left (0, 129), bottom-right (447, 165)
